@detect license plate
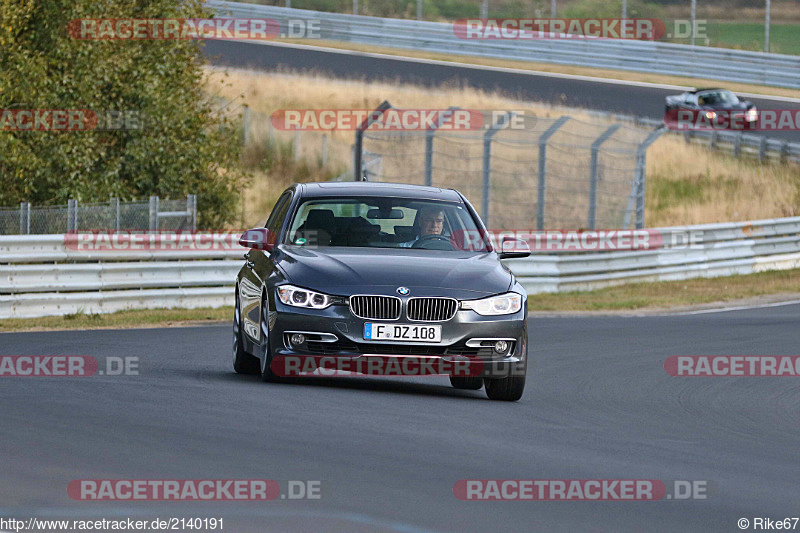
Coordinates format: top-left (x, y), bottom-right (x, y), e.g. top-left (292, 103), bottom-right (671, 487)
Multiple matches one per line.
top-left (363, 323), bottom-right (442, 342)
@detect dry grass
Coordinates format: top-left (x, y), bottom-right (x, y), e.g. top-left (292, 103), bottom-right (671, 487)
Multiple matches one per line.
top-left (205, 67), bottom-right (800, 228)
top-left (0, 307), bottom-right (230, 333)
top-left (645, 140), bottom-right (800, 226)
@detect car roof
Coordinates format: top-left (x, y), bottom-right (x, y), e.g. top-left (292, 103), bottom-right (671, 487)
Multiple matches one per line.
top-left (296, 181), bottom-right (463, 201)
top-left (690, 88), bottom-right (729, 94)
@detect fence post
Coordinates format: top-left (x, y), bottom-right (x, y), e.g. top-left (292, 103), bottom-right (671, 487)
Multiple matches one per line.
top-left (243, 104), bottom-right (250, 146)
top-left (537, 116), bottom-right (570, 230)
top-left (480, 111), bottom-right (515, 227)
top-left (67, 199), bottom-right (78, 232)
top-left (354, 101), bottom-right (392, 181)
top-left (149, 196), bottom-right (159, 231)
top-left (588, 124), bottom-right (621, 229)
top-left (188, 194), bottom-right (197, 231)
top-left (110, 197), bottom-right (120, 230)
top-left (624, 127), bottom-right (664, 229)
top-left (322, 134), bottom-right (329, 166)
top-left (424, 106), bottom-right (459, 187)
top-left (19, 202), bottom-right (30, 235)
top-left (294, 130), bottom-right (301, 161)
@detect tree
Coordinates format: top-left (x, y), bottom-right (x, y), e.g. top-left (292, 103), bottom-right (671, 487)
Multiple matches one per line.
top-left (0, 0), bottom-right (246, 228)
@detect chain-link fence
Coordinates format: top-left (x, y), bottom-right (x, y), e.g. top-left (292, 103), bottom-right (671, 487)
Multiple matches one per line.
top-left (0, 195), bottom-right (197, 235)
top-left (354, 103), bottom-right (664, 230)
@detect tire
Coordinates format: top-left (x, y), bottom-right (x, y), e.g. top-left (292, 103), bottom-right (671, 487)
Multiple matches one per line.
top-left (484, 374), bottom-right (526, 401)
top-left (233, 287), bottom-right (259, 375)
top-left (258, 292), bottom-right (281, 383)
top-left (449, 376), bottom-right (483, 390)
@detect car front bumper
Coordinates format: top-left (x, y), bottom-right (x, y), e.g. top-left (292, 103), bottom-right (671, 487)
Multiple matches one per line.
top-left (266, 300), bottom-right (528, 379)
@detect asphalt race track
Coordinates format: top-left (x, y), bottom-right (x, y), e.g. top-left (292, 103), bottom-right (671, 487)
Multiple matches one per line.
top-left (203, 40), bottom-right (800, 143)
top-left (2, 304), bottom-right (799, 532)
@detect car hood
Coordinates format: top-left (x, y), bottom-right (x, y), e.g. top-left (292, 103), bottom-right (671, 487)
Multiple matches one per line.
top-left (275, 246), bottom-right (512, 297)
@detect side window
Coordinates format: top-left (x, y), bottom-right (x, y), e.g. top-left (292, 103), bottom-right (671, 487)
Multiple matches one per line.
top-left (265, 192), bottom-right (292, 235)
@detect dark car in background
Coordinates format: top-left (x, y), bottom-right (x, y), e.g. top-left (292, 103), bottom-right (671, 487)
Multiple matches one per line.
top-left (232, 181), bottom-right (531, 401)
top-left (665, 88), bottom-right (758, 129)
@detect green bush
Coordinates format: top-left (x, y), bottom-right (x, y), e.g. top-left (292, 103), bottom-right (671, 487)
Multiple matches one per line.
top-left (562, 0), bottom-right (664, 19)
top-left (0, 0), bottom-right (247, 228)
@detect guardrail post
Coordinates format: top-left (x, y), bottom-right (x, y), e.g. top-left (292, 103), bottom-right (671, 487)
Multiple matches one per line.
top-left (734, 133), bottom-right (742, 157)
top-left (709, 130), bottom-right (718, 150)
top-left (588, 124), bottom-right (621, 229)
top-left (354, 101), bottom-right (392, 181)
top-left (780, 140), bottom-right (789, 163)
top-left (537, 116), bottom-right (570, 230)
top-left (149, 196), bottom-right (159, 231)
top-left (67, 199), bottom-right (78, 232)
top-left (759, 136), bottom-right (768, 162)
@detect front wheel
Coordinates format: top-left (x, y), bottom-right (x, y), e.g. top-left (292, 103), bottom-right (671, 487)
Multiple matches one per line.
top-left (258, 293), bottom-right (281, 383)
top-left (233, 288), bottom-right (259, 375)
top-left (484, 374), bottom-right (526, 401)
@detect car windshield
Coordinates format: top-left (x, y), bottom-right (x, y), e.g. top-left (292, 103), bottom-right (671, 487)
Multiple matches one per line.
top-left (286, 196), bottom-right (491, 251)
top-left (698, 90), bottom-right (738, 105)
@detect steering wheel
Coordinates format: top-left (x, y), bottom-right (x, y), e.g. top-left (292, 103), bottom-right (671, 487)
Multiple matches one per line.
top-left (411, 234), bottom-right (454, 250)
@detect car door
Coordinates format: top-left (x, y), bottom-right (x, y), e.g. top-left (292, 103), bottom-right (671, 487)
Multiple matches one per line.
top-left (240, 190), bottom-right (292, 342)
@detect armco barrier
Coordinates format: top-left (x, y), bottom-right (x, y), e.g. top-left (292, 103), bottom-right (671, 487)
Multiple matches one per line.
top-left (207, 1), bottom-right (800, 89)
top-left (0, 235), bottom-right (246, 319)
top-left (1, 217), bottom-right (800, 318)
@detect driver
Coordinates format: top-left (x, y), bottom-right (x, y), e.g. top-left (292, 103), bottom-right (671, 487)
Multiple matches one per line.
top-left (398, 206), bottom-right (445, 248)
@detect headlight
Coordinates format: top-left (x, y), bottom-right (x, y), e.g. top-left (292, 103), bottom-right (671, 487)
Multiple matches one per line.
top-left (277, 284), bottom-right (332, 309)
top-left (705, 111), bottom-right (716, 120)
top-left (745, 108), bottom-right (757, 121)
top-left (460, 293), bottom-right (522, 316)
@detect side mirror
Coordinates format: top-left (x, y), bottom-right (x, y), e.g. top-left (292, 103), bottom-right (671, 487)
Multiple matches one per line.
top-left (239, 228), bottom-right (277, 251)
top-left (498, 236), bottom-right (531, 259)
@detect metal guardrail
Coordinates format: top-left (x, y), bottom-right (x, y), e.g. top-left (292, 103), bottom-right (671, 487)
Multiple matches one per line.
top-left (2, 217), bottom-right (800, 318)
top-left (588, 112), bottom-right (800, 164)
top-left (506, 216), bottom-right (800, 294)
top-left (207, 1), bottom-right (800, 89)
top-left (0, 235), bottom-right (244, 319)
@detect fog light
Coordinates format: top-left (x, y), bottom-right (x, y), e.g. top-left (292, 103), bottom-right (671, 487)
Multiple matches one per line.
top-left (290, 333), bottom-right (306, 346)
top-left (494, 340), bottom-right (509, 354)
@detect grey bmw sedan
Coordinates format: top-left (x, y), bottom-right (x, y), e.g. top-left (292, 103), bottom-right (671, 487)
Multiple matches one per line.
top-left (233, 181), bottom-right (531, 401)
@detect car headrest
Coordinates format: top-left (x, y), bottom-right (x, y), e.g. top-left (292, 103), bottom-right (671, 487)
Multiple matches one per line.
top-left (304, 209), bottom-right (335, 231)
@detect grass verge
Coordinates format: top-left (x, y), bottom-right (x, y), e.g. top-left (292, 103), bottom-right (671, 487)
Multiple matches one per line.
top-left (528, 268), bottom-right (800, 312)
top-left (0, 307), bottom-right (231, 333)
